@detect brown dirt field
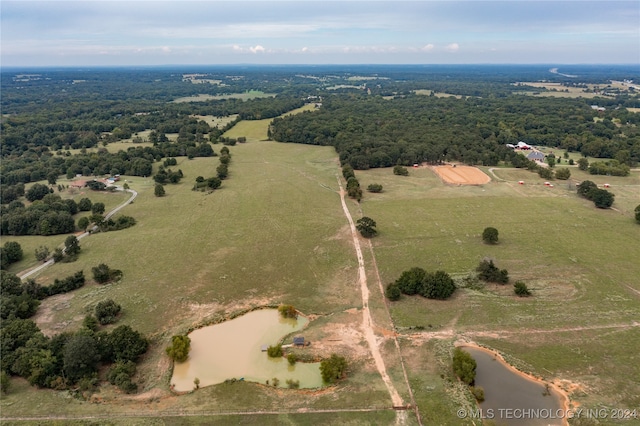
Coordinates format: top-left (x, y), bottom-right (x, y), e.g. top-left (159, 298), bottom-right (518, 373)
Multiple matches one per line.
top-left (430, 165), bottom-right (491, 185)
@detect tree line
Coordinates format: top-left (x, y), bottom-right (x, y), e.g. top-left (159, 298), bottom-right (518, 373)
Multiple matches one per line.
top-left (269, 94), bottom-right (640, 170)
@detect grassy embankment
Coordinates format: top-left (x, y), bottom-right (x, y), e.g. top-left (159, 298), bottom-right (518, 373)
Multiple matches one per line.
top-left (354, 163), bottom-right (640, 415)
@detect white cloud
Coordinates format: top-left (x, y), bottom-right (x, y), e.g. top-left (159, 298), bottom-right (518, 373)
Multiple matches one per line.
top-left (302, 47), bottom-right (308, 53)
top-left (249, 45), bottom-right (265, 54)
top-left (422, 44), bottom-right (435, 52)
top-left (445, 43), bottom-right (460, 52)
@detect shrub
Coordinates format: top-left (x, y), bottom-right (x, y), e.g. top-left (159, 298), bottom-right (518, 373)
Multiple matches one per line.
top-left (95, 299), bottom-right (122, 325)
top-left (287, 353), bottom-right (297, 366)
top-left (514, 281), bottom-right (531, 297)
top-left (393, 165), bottom-right (409, 176)
top-left (267, 344), bottom-right (283, 358)
top-left (320, 354), bottom-right (347, 384)
top-left (286, 379), bottom-right (300, 389)
top-left (476, 259), bottom-right (509, 284)
top-left (385, 283), bottom-right (402, 301)
top-left (537, 167), bottom-right (553, 179)
top-left (34, 246), bottom-right (50, 262)
top-left (471, 386), bottom-right (485, 402)
top-left (154, 184), bottom-right (165, 197)
top-left (278, 304), bottom-right (298, 319)
top-left (635, 205), bottom-right (640, 224)
top-left (420, 270), bottom-right (456, 300)
top-left (452, 347), bottom-right (476, 385)
top-left (367, 183), bottom-right (383, 193)
top-left (92, 263), bottom-right (122, 284)
top-left (166, 335), bottom-right (191, 362)
top-left (554, 168), bottom-right (571, 180)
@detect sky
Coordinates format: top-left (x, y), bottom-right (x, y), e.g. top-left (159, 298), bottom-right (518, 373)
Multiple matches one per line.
top-left (1, 0), bottom-right (639, 67)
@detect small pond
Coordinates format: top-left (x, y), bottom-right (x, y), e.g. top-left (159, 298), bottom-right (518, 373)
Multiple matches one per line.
top-left (462, 346), bottom-right (566, 426)
top-left (171, 309), bottom-right (322, 391)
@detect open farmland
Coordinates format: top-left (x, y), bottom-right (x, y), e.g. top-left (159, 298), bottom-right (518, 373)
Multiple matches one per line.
top-left (2, 65), bottom-right (640, 425)
top-left (1, 140), bottom-right (419, 423)
top-left (355, 162), bottom-right (640, 414)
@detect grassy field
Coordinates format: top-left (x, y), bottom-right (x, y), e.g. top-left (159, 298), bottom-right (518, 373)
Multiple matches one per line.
top-left (172, 91), bottom-right (275, 103)
top-left (1, 139), bottom-right (404, 420)
top-left (3, 119), bottom-right (639, 423)
top-left (355, 163), bottom-right (640, 413)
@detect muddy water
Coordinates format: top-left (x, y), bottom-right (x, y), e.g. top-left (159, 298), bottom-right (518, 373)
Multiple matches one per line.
top-left (171, 309), bottom-right (322, 391)
top-left (462, 346), bottom-right (566, 426)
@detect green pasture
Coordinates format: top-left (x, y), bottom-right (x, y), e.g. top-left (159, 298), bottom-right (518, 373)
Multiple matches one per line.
top-left (172, 91), bottom-right (275, 103)
top-left (222, 104), bottom-right (316, 141)
top-left (355, 164), bottom-right (640, 410)
top-left (2, 140), bottom-right (403, 417)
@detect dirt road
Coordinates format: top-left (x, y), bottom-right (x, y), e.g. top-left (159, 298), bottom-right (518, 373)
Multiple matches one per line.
top-left (336, 178), bottom-right (404, 409)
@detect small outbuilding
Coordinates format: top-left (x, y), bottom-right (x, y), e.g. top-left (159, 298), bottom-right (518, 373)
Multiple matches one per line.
top-left (293, 336), bottom-right (305, 347)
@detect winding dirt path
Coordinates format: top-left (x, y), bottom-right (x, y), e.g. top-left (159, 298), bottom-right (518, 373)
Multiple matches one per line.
top-left (18, 188), bottom-right (137, 280)
top-left (336, 178), bottom-right (404, 409)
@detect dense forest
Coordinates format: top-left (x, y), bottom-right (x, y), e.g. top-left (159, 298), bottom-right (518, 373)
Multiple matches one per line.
top-left (2, 65), bottom-right (639, 189)
top-left (271, 94), bottom-right (640, 168)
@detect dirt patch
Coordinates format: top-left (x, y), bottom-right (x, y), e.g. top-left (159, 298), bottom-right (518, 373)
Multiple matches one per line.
top-left (33, 293), bottom-right (75, 337)
top-left (431, 165), bottom-right (491, 185)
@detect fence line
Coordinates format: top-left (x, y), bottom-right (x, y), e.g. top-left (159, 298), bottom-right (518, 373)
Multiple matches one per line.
top-left (1, 406), bottom-right (393, 421)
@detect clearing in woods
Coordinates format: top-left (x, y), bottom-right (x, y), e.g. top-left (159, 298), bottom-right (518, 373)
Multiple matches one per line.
top-left (430, 164), bottom-right (491, 185)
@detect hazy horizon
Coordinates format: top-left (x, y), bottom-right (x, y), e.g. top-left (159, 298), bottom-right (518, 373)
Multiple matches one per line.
top-left (2, 1), bottom-right (639, 67)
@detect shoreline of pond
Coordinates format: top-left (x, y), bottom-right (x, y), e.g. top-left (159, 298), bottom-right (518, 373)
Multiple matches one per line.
top-left (457, 343), bottom-right (572, 426)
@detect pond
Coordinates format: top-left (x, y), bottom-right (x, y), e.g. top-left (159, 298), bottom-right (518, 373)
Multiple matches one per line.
top-left (462, 346), bottom-right (567, 426)
top-left (171, 309), bottom-right (322, 391)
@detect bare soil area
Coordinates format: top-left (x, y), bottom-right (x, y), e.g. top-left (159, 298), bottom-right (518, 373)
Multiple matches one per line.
top-left (430, 165), bottom-right (491, 185)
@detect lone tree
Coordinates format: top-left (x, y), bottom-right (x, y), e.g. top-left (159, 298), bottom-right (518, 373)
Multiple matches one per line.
top-left (34, 246), bottom-right (50, 262)
top-left (64, 235), bottom-right (81, 257)
top-left (482, 227), bottom-right (499, 244)
top-left (635, 204), bottom-right (640, 224)
top-left (166, 335), bottom-right (191, 362)
top-left (154, 184), bottom-right (165, 197)
top-left (452, 347), bottom-right (476, 385)
top-left (320, 354), bottom-right (348, 384)
top-left (356, 216), bottom-right (377, 238)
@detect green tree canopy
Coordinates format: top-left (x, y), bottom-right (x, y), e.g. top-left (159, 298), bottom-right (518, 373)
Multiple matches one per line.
top-left (154, 184), bottom-right (165, 197)
top-left (320, 354), bottom-right (348, 384)
top-left (591, 188), bottom-right (615, 208)
top-left (356, 216), bottom-right (377, 238)
top-left (452, 347), bottom-right (476, 385)
top-left (420, 270), bottom-right (456, 300)
top-left (95, 299), bottom-right (122, 325)
top-left (166, 335), bottom-right (191, 363)
top-left (63, 334), bottom-right (100, 382)
top-left (482, 227), bottom-right (499, 244)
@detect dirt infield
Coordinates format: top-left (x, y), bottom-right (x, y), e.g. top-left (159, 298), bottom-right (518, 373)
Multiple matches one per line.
top-left (431, 165), bottom-right (491, 185)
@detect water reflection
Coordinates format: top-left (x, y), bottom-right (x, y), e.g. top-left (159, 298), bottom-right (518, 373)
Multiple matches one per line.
top-left (462, 346), bottom-right (566, 426)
